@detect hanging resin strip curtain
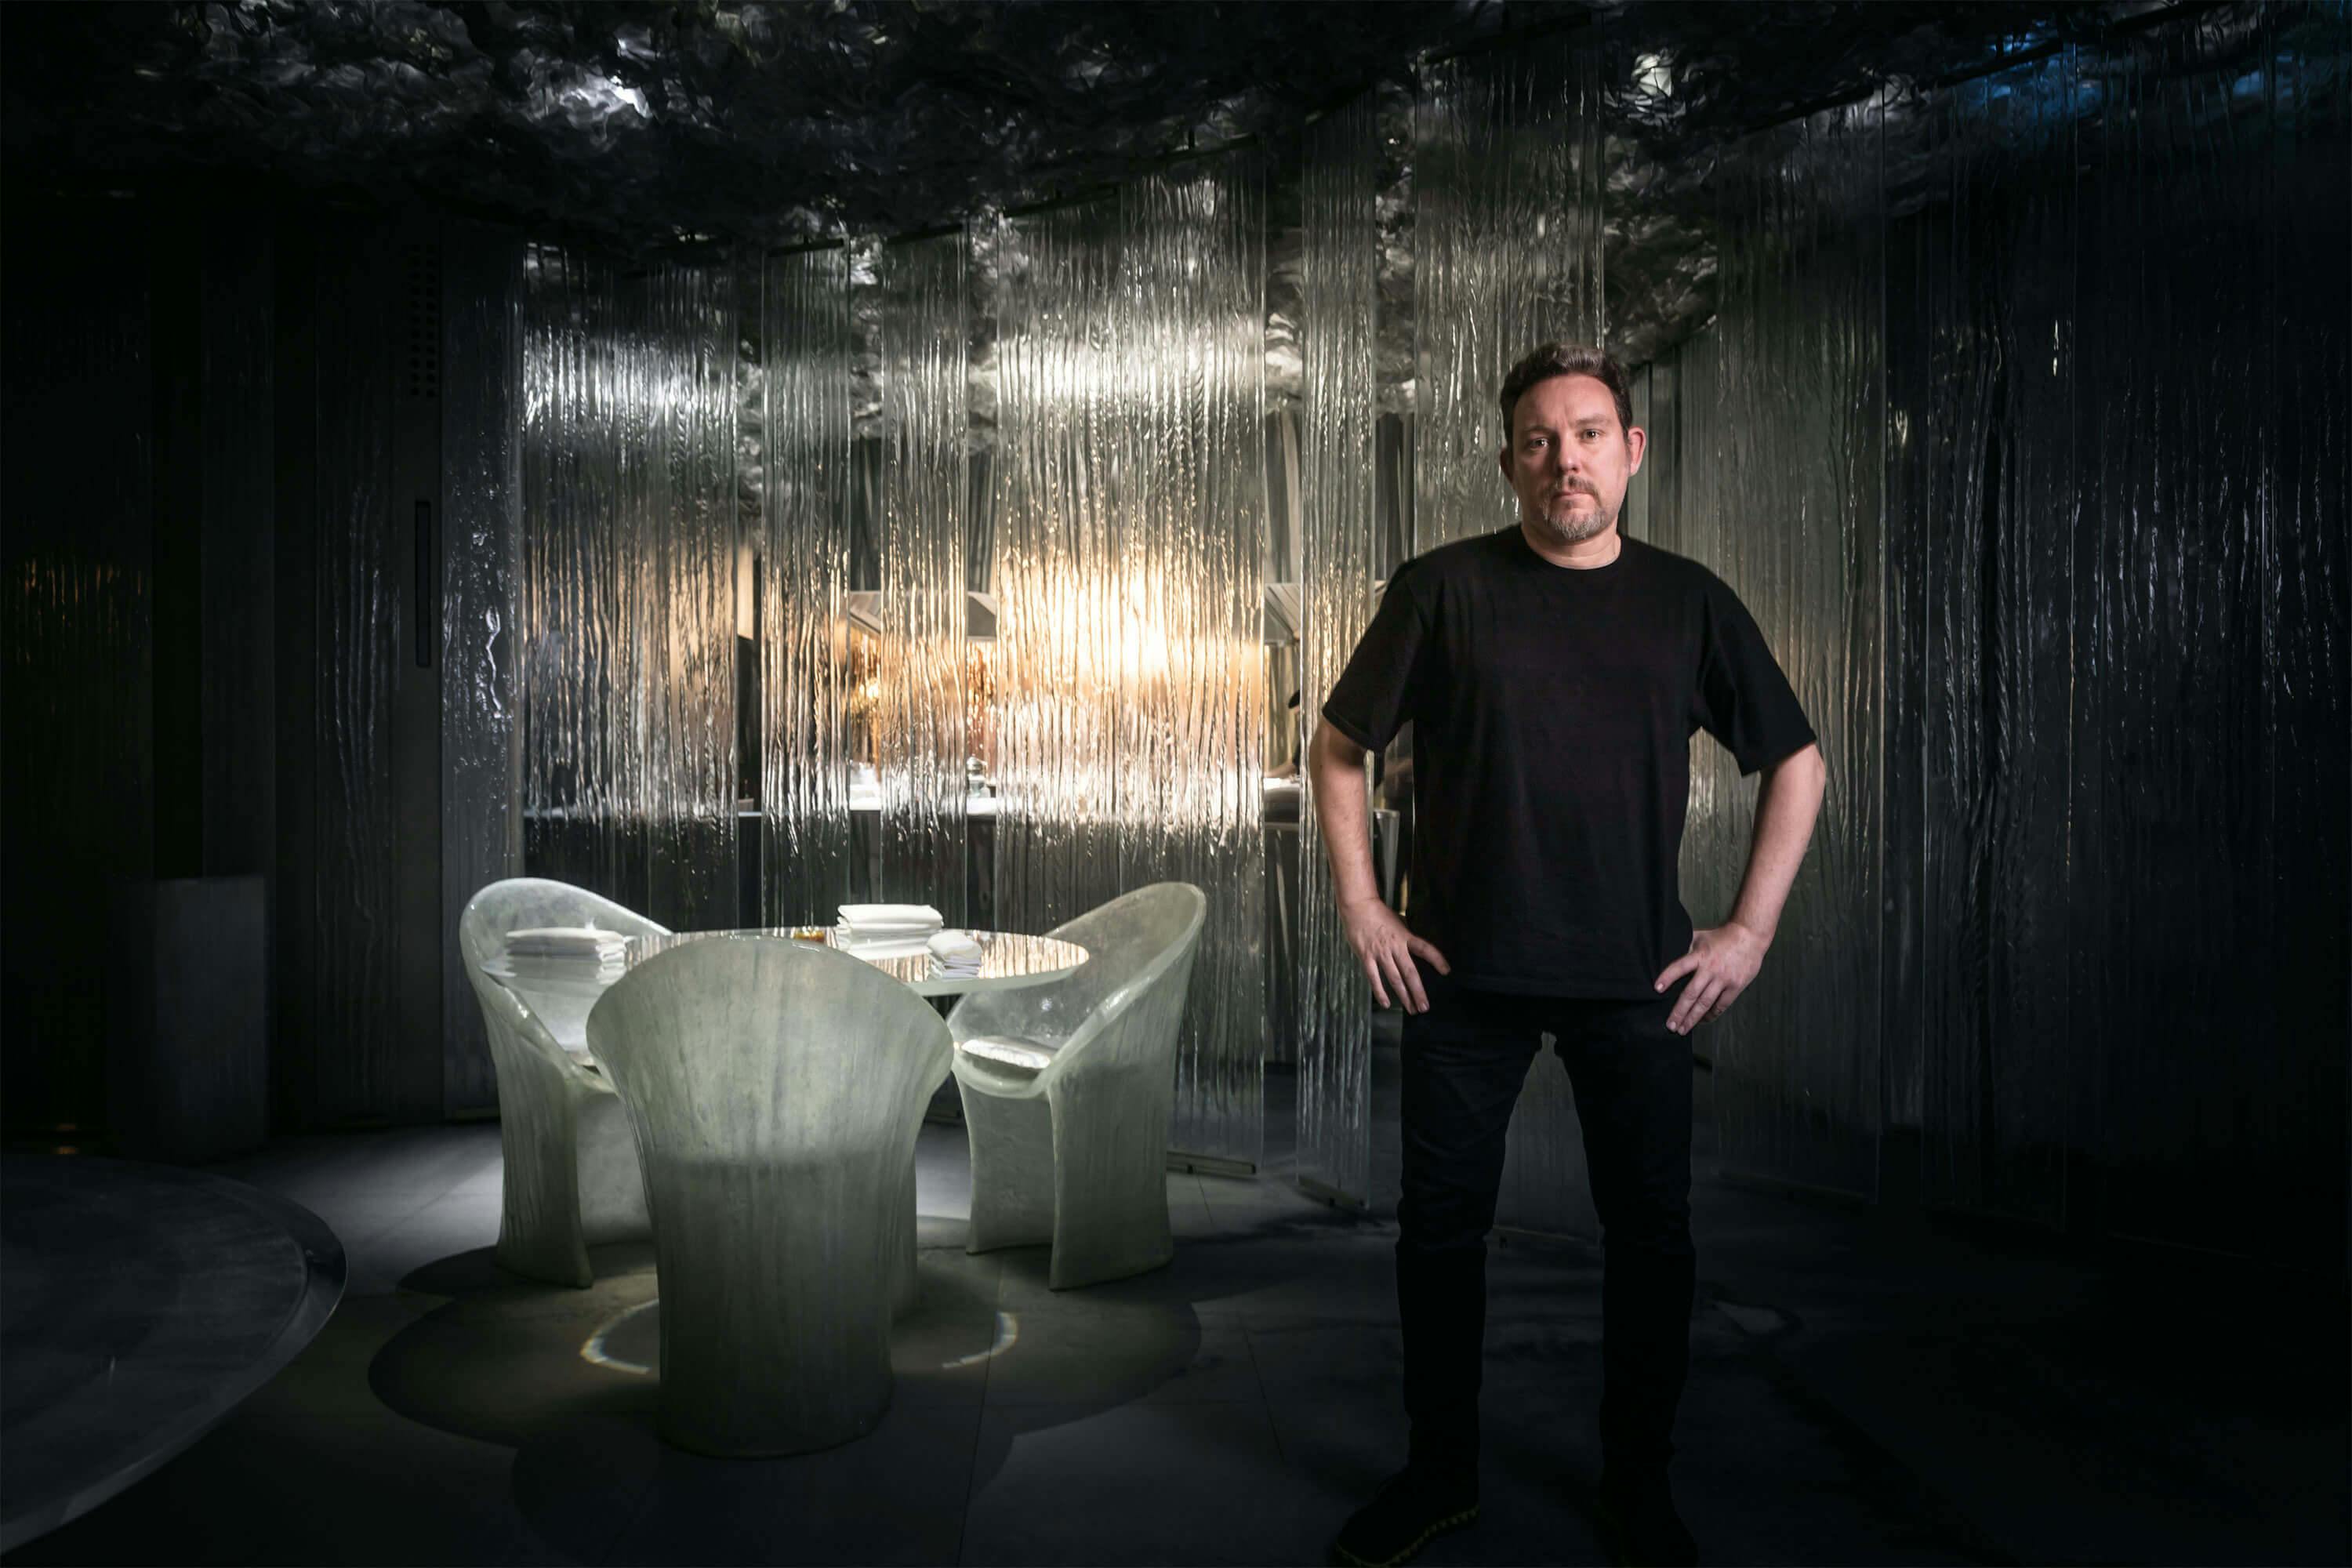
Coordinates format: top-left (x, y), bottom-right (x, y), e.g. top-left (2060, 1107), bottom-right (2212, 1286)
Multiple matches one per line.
top-left (1410, 34), bottom-right (1607, 1240)
top-left (520, 245), bottom-right (740, 932)
top-left (524, 244), bottom-right (635, 905)
top-left (873, 232), bottom-right (970, 921)
top-left (1119, 153), bottom-right (1269, 1171)
top-left (636, 259), bottom-right (742, 935)
top-left (1879, 52), bottom-right (2081, 1229)
top-left (1295, 92), bottom-right (1385, 1207)
top-left (989, 147), bottom-right (1269, 1171)
top-left (760, 246), bottom-right (857, 928)
top-left (1414, 33), bottom-right (1606, 554)
top-left (1665, 94), bottom-right (1886, 1203)
top-left (988, 198), bottom-right (1129, 938)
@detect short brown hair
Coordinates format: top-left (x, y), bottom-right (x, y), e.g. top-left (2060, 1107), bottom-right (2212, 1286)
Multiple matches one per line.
top-left (1498, 343), bottom-right (1633, 442)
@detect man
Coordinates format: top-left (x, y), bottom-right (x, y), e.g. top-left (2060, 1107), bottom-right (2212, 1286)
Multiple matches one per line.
top-left (1312, 343), bottom-right (1827, 1567)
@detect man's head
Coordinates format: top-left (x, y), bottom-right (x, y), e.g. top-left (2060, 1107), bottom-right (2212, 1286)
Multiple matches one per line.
top-left (1496, 343), bottom-right (1644, 550)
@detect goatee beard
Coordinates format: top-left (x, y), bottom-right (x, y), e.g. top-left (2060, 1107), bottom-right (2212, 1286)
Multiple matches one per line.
top-left (1533, 503), bottom-right (1616, 545)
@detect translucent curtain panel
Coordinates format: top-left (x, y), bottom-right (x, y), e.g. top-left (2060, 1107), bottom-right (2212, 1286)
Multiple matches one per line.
top-left (1296, 95), bottom-right (1384, 1204)
top-left (873, 233), bottom-right (969, 922)
top-left (439, 223), bottom-right (526, 1112)
top-left (521, 246), bottom-right (739, 931)
top-left (989, 198), bottom-right (1131, 937)
top-left (1664, 103), bottom-right (1887, 1201)
top-left (1118, 157), bottom-right (1269, 1169)
top-left (524, 245), bottom-right (635, 902)
top-left (761, 247), bottom-right (856, 927)
top-left (2067, 12), bottom-right (2348, 1263)
top-left (637, 261), bottom-right (740, 933)
top-left (1412, 34), bottom-right (1606, 553)
top-left (990, 150), bottom-right (1269, 1170)
top-left (1876, 56), bottom-right (2083, 1229)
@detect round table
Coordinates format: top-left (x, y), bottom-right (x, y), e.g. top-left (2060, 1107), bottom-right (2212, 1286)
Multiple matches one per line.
top-left (630, 927), bottom-right (1089, 998)
top-left (481, 927), bottom-right (1089, 1058)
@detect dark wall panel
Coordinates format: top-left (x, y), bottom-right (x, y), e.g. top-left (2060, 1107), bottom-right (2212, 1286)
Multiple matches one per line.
top-left (1, 201), bottom-right (154, 1134)
top-left (439, 223), bottom-right (526, 1114)
top-left (198, 215), bottom-right (276, 881)
top-left (304, 216), bottom-right (441, 1124)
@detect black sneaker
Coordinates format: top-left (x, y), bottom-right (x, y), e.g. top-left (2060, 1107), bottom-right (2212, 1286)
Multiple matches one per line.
top-left (1327, 1465), bottom-right (1480, 1567)
top-left (1592, 1471), bottom-right (1697, 1567)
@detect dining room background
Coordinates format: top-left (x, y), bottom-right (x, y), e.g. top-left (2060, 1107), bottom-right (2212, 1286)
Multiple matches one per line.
top-left (3, 0), bottom-right (2343, 1269)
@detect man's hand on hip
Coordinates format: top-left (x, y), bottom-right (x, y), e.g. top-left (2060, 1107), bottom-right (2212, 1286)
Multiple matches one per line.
top-left (1340, 895), bottom-right (1449, 1014)
top-left (1653, 921), bottom-right (1769, 1035)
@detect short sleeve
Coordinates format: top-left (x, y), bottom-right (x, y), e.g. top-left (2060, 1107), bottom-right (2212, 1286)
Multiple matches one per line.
top-left (1321, 562), bottom-right (1431, 753)
top-left (1696, 577), bottom-right (1817, 776)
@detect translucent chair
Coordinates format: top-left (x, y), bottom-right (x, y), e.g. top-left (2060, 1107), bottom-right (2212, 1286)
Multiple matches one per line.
top-left (948, 882), bottom-right (1207, 1290)
top-left (457, 879), bottom-right (662, 1288)
top-left (586, 937), bottom-right (953, 1457)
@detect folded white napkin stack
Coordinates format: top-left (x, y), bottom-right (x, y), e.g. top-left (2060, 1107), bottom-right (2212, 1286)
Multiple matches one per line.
top-left (834, 904), bottom-right (945, 950)
top-left (830, 934), bottom-right (931, 960)
top-left (837, 902), bottom-right (944, 934)
top-left (500, 926), bottom-right (629, 982)
top-left (505, 926), bottom-right (630, 960)
top-left (926, 930), bottom-right (984, 977)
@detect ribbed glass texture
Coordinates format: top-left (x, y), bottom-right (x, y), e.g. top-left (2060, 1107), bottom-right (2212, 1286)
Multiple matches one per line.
top-left (1658, 100), bottom-right (1887, 1200)
top-left (1412, 33), bottom-right (1606, 553)
top-left (439, 225), bottom-right (526, 1112)
top-left (521, 247), bottom-right (739, 933)
top-left (760, 247), bottom-right (856, 927)
top-left (1880, 56), bottom-right (2082, 1227)
top-left (989, 198), bottom-right (1126, 933)
top-left (640, 263), bottom-right (740, 931)
top-left (873, 233), bottom-right (969, 921)
top-left (2063, 17), bottom-right (2347, 1261)
top-left (989, 151), bottom-right (1269, 1168)
top-left (1295, 95), bottom-right (1383, 1203)
top-left (1628, 6), bottom-right (2347, 1258)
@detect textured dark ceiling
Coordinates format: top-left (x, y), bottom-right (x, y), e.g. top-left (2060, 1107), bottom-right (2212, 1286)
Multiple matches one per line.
top-left (5, 0), bottom-right (2291, 365)
top-left (5, 1), bottom-right (2233, 248)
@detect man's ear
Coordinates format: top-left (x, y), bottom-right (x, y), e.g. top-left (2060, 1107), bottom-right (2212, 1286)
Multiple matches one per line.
top-left (1625, 425), bottom-right (1647, 476)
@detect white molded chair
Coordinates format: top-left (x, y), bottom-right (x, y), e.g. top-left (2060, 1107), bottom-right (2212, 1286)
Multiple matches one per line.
top-left (586, 936), bottom-right (953, 1457)
top-left (458, 878), bottom-right (661, 1288)
top-left (948, 882), bottom-right (1207, 1290)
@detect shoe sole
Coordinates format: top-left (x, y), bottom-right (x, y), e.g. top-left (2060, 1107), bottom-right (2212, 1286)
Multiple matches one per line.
top-left (1329, 1503), bottom-right (1479, 1568)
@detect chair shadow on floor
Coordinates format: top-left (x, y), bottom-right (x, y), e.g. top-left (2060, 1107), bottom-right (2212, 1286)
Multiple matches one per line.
top-left (361, 1203), bottom-right (1378, 1566)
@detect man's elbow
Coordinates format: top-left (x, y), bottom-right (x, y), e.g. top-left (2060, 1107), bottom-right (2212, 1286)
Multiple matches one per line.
top-left (1313, 718), bottom-right (1369, 770)
top-left (1766, 742), bottom-right (1828, 792)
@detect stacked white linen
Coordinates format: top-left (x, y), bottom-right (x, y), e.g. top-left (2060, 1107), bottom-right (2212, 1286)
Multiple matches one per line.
top-left (926, 929), bottom-right (984, 978)
top-left (503, 926), bottom-right (630, 977)
top-left (837, 903), bottom-right (944, 937)
top-left (833, 903), bottom-right (944, 957)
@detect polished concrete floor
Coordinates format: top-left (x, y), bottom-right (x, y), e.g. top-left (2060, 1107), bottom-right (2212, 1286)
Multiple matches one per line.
top-left (7, 1075), bottom-right (2344, 1566)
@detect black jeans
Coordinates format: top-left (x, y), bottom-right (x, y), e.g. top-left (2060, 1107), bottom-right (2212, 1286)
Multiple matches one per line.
top-left (1396, 960), bottom-right (1696, 1483)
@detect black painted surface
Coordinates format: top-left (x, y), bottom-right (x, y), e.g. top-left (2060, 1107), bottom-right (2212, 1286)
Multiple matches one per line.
top-left (0, 1155), bottom-right (343, 1552)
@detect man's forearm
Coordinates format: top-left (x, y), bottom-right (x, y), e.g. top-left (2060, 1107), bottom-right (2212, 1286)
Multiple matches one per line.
top-left (1308, 721), bottom-right (1384, 908)
top-left (1726, 743), bottom-right (1826, 945)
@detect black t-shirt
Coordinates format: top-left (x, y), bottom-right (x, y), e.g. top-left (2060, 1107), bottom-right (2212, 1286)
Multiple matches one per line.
top-left (1322, 526), bottom-right (1817, 998)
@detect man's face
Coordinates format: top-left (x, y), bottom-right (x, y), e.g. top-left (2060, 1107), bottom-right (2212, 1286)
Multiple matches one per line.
top-left (1498, 373), bottom-right (1646, 548)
